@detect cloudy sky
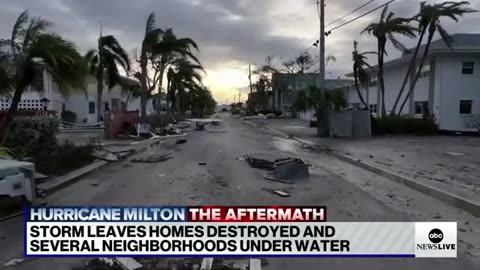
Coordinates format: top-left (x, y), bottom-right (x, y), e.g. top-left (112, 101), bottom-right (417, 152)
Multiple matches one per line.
top-left (1, 0), bottom-right (479, 103)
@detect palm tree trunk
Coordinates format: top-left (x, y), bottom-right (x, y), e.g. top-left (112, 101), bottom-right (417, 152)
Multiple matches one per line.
top-left (378, 40), bottom-right (387, 117)
top-left (0, 86), bottom-right (24, 145)
top-left (139, 48), bottom-right (148, 122)
top-left (398, 25), bottom-right (435, 115)
top-left (156, 68), bottom-right (165, 115)
top-left (96, 71), bottom-right (103, 122)
top-left (391, 27), bottom-right (427, 115)
top-left (354, 72), bottom-right (368, 108)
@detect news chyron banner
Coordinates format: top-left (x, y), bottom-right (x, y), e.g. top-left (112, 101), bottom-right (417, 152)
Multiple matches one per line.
top-left (25, 206), bottom-right (457, 258)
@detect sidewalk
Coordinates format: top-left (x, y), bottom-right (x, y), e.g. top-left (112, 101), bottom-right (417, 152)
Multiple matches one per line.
top-left (248, 118), bottom-right (480, 209)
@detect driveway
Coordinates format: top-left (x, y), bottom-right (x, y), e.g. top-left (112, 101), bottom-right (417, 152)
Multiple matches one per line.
top-left (1, 114), bottom-right (479, 269)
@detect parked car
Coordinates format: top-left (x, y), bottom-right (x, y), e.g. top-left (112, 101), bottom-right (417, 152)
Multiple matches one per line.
top-left (309, 113), bottom-right (317, 128)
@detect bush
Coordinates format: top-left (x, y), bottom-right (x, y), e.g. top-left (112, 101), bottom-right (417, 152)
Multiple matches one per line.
top-left (372, 116), bottom-right (438, 135)
top-left (6, 117), bottom-right (59, 158)
top-left (5, 117), bottom-right (95, 175)
top-left (61, 110), bottom-right (77, 123)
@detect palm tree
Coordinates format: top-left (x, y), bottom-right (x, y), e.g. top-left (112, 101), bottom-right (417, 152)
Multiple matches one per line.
top-left (352, 41), bottom-right (375, 109)
top-left (362, 5), bottom-right (416, 116)
top-left (152, 28), bottom-right (200, 114)
top-left (0, 11), bottom-right (87, 144)
top-left (397, 1), bottom-right (476, 114)
top-left (85, 35), bottom-right (130, 122)
top-left (168, 58), bottom-right (204, 113)
top-left (139, 12), bottom-right (164, 121)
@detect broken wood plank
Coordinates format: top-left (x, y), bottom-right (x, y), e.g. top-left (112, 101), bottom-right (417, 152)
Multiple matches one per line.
top-left (274, 190), bottom-right (290, 197)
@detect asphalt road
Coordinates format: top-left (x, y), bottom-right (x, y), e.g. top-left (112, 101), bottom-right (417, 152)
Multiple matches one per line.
top-left (0, 114), bottom-right (479, 270)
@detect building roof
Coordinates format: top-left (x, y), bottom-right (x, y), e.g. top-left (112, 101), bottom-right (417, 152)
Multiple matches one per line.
top-left (346, 33), bottom-right (480, 77)
top-left (272, 73), bottom-right (354, 90)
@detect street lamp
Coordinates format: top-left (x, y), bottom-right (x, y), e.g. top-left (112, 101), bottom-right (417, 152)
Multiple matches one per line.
top-left (40, 97), bottom-right (50, 111)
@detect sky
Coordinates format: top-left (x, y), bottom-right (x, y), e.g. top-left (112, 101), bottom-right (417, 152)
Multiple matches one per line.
top-left (1, 0), bottom-right (479, 104)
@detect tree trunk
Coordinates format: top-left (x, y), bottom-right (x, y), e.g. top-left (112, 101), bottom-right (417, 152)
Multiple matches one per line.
top-left (96, 71), bottom-right (103, 122)
top-left (391, 27), bottom-right (427, 115)
top-left (0, 85), bottom-right (24, 145)
top-left (399, 25), bottom-right (435, 115)
top-left (354, 71), bottom-right (368, 109)
top-left (139, 48), bottom-right (148, 122)
top-left (156, 68), bottom-right (165, 115)
top-left (378, 40), bottom-right (387, 117)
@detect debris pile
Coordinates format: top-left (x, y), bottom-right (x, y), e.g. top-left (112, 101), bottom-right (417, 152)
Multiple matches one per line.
top-left (243, 154), bottom-right (309, 184)
top-left (131, 153), bottom-right (173, 163)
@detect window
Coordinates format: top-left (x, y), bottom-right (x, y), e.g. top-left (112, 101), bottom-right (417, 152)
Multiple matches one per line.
top-left (462, 61), bottom-right (475, 75)
top-left (88, 102), bottom-right (95, 114)
top-left (459, 100), bottom-right (472, 115)
top-left (415, 101), bottom-right (430, 116)
top-left (418, 65), bottom-right (430, 78)
top-left (369, 104), bottom-right (378, 113)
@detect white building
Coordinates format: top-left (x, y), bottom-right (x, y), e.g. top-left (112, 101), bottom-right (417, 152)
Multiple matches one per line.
top-left (0, 70), bottom-right (157, 123)
top-left (346, 33), bottom-right (480, 133)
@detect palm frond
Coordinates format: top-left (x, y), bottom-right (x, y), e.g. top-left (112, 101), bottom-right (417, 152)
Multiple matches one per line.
top-left (28, 33), bottom-right (87, 95)
top-left (145, 12), bottom-right (156, 34)
top-left (380, 5), bottom-right (389, 22)
top-left (11, 10), bottom-right (29, 47)
top-left (100, 35), bottom-right (130, 71)
top-left (436, 24), bottom-right (453, 49)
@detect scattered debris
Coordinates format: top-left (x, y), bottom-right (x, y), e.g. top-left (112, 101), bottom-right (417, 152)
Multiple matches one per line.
top-left (432, 213), bottom-right (442, 219)
top-left (274, 190), bottom-right (290, 197)
top-left (94, 151), bottom-right (119, 162)
top-left (131, 154), bottom-right (173, 163)
top-left (91, 183), bottom-right (99, 187)
top-left (244, 154), bottom-right (276, 170)
top-left (158, 174), bottom-right (165, 178)
top-left (264, 175), bottom-right (294, 184)
top-left (445, 152), bottom-right (465, 156)
top-left (270, 158), bottom-right (309, 180)
top-left (196, 122), bottom-right (205, 131)
top-left (198, 162), bottom-right (207, 166)
top-left (4, 258), bottom-right (23, 267)
top-left (176, 139), bottom-right (187, 144)
top-left (123, 163), bottom-right (132, 168)
top-left (235, 156), bottom-right (245, 161)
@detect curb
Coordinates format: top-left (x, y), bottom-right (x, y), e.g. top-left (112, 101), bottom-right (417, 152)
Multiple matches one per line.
top-left (0, 139), bottom-right (163, 222)
top-left (244, 119), bottom-right (480, 217)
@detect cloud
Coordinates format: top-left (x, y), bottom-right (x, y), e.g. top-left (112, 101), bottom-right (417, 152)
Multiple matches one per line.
top-left (0, 0), bottom-right (479, 102)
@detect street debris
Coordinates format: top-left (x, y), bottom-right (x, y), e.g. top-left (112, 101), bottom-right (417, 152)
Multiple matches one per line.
top-left (445, 152), bottom-right (465, 156)
top-left (274, 190), bottom-right (290, 197)
top-left (176, 139), bottom-right (188, 144)
top-left (94, 151), bottom-right (119, 162)
top-left (264, 175), bottom-right (294, 184)
top-left (131, 153), bottom-right (173, 163)
top-left (4, 258), bottom-right (24, 267)
top-left (243, 154), bottom-right (310, 183)
top-left (198, 162), bottom-right (207, 166)
top-left (244, 154), bottom-right (276, 170)
top-left (196, 122), bottom-right (205, 131)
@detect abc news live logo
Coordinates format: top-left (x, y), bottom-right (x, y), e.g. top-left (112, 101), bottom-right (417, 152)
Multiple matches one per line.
top-left (416, 223), bottom-right (457, 258)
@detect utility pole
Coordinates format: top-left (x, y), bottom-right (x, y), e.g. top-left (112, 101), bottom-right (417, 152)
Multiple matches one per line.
top-left (248, 65), bottom-right (253, 94)
top-left (318, 0), bottom-right (325, 88)
top-left (238, 88), bottom-right (241, 103)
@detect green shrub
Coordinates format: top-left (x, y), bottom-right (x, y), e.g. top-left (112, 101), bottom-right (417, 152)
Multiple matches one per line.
top-left (372, 116), bottom-right (438, 135)
top-left (231, 109), bottom-right (241, 115)
top-left (61, 110), bottom-right (77, 123)
top-left (6, 117), bottom-right (59, 158)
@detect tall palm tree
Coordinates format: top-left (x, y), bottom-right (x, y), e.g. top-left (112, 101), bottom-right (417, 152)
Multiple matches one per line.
top-left (168, 58), bottom-right (204, 113)
top-left (85, 35), bottom-right (130, 122)
top-left (139, 12), bottom-right (164, 121)
top-left (352, 41), bottom-right (375, 109)
top-left (152, 28), bottom-right (200, 114)
top-left (0, 11), bottom-right (87, 144)
top-left (362, 5), bottom-right (416, 116)
top-left (397, 1), bottom-right (476, 114)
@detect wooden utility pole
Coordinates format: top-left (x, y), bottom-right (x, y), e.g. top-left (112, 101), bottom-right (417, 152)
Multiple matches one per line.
top-left (248, 65), bottom-right (253, 94)
top-left (318, 0), bottom-right (325, 88)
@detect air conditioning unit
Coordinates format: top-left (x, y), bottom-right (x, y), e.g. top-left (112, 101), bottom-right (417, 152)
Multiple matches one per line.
top-left (0, 160), bottom-right (36, 202)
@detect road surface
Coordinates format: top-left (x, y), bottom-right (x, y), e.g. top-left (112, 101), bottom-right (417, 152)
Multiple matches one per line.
top-left (0, 114), bottom-right (479, 269)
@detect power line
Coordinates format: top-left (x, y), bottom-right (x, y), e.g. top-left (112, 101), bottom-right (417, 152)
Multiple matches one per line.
top-left (326, 0), bottom-right (396, 34)
top-left (299, 0), bottom-right (376, 56)
top-left (325, 0), bottom-right (375, 28)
